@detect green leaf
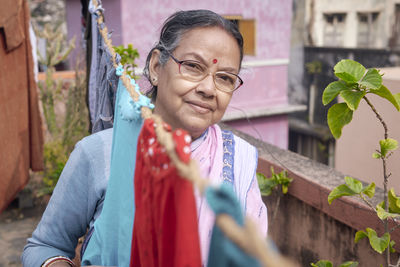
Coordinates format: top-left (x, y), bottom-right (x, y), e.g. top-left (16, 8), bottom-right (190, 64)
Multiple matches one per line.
top-left (322, 81), bottom-right (349, 105)
top-left (355, 228), bottom-right (391, 254)
top-left (376, 205), bottom-right (400, 220)
top-left (355, 230), bottom-right (368, 243)
top-left (328, 184), bottom-right (357, 204)
top-left (344, 176), bottom-right (363, 193)
top-left (394, 93), bottom-right (400, 108)
top-left (388, 189), bottom-right (400, 214)
top-left (257, 172), bottom-right (267, 186)
top-left (379, 138), bottom-right (398, 158)
top-left (334, 59), bottom-right (366, 83)
top-left (377, 200), bottom-right (385, 209)
top-left (310, 260), bottom-right (333, 267)
top-left (361, 182), bottom-right (375, 198)
top-left (366, 228), bottom-right (390, 254)
top-left (257, 172), bottom-right (270, 196)
top-left (277, 170), bottom-right (293, 186)
top-left (327, 103), bottom-right (354, 139)
top-left (376, 205), bottom-right (389, 220)
top-left (282, 185), bottom-right (288, 194)
top-left (372, 152), bottom-right (381, 159)
top-left (360, 68), bottom-right (382, 89)
top-left (389, 240), bottom-right (396, 253)
top-left (370, 85), bottom-right (400, 111)
top-left (257, 168), bottom-right (292, 196)
top-left (339, 261), bottom-right (359, 267)
top-left (339, 90), bottom-right (366, 111)
top-left (256, 172), bottom-right (267, 195)
top-left (257, 172), bottom-right (278, 196)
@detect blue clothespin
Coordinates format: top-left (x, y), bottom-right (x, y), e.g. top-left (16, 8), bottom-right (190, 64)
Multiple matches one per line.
top-left (116, 64), bottom-right (124, 76)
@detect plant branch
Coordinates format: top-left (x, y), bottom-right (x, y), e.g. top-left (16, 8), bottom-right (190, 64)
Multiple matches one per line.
top-left (382, 156), bottom-right (390, 266)
top-left (363, 96), bottom-right (388, 139)
top-left (272, 193), bottom-right (281, 224)
top-left (359, 194), bottom-right (376, 211)
top-left (363, 95), bottom-right (391, 266)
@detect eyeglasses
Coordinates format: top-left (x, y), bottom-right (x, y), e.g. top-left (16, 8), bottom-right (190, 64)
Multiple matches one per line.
top-left (167, 52), bottom-right (243, 93)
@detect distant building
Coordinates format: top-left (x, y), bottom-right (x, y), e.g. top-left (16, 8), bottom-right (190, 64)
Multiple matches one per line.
top-left (289, 0), bottom-right (400, 192)
top-left (306, 0), bottom-right (400, 49)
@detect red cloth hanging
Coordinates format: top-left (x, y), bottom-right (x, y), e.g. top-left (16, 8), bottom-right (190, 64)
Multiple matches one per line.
top-left (130, 118), bottom-right (201, 267)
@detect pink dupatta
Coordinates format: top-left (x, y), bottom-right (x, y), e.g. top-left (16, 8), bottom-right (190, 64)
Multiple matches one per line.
top-left (191, 124), bottom-right (268, 264)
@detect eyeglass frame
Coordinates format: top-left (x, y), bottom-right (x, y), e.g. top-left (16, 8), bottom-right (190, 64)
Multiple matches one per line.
top-left (166, 51), bottom-right (244, 93)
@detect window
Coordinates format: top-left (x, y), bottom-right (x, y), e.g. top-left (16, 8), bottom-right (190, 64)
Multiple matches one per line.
top-left (391, 4), bottom-right (400, 49)
top-left (288, 124), bottom-right (335, 166)
top-left (357, 12), bottom-right (379, 48)
top-left (225, 16), bottom-right (256, 55)
top-left (323, 13), bottom-right (346, 47)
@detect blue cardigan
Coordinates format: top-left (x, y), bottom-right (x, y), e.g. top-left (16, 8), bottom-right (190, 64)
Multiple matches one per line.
top-left (22, 128), bottom-right (113, 266)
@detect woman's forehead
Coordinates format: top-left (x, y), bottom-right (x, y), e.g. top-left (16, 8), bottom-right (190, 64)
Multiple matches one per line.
top-left (178, 26), bottom-right (236, 46)
top-left (174, 27), bottom-right (240, 66)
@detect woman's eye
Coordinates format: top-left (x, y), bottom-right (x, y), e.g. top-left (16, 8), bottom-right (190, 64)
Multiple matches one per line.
top-left (217, 74), bottom-right (235, 84)
top-left (185, 62), bottom-right (203, 71)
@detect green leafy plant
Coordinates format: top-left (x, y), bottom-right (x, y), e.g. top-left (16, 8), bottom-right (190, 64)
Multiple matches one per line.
top-left (257, 167), bottom-right (292, 196)
top-left (113, 44), bottom-right (140, 78)
top-left (35, 23), bottom-right (89, 196)
top-left (311, 260), bottom-right (358, 267)
top-left (257, 167), bottom-right (293, 225)
top-left (322, 59), bottom-right (400, 267)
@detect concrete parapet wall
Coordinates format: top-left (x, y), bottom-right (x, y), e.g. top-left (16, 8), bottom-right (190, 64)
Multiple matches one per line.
top-left (224, 124), bottom-right (400, 266)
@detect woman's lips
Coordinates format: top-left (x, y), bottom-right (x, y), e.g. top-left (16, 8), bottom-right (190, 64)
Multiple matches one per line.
top-left (186, 101), bottom-right (214, 114)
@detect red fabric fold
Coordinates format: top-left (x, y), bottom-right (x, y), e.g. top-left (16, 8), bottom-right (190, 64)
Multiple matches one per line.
top-left (130, 118), bottom-right (201, 267)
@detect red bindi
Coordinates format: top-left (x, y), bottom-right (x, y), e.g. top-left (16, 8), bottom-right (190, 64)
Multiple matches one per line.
top-left (212, 58), bottom-right (218, 64)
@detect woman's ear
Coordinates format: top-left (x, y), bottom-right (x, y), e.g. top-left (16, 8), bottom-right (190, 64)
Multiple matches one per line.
top-left (149, 49), bottom-right (161, 86)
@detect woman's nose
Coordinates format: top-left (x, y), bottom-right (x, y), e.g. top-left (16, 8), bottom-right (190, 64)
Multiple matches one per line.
top-left (195, 73), bottom-right (217, 97)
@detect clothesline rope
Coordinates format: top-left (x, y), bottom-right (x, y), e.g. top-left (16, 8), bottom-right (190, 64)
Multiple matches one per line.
top-left (91, 1), bottom-right (297, 266)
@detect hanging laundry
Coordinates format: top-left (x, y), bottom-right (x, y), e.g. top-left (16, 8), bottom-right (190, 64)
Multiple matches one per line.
top-left (81, 78), bottom-right (142, 266)
top-left (87, 0), bottom-right (101, 127)
top-left (206, 184), bottom-right (261, 267)
top-left (87, 0), bottom-right (120, 133)
top-left (92, 45), bottom-right (120, 133)
top-left (130, 118), bottom-right (202, 267)
top-left (0, 0), bottom-right (44, 212)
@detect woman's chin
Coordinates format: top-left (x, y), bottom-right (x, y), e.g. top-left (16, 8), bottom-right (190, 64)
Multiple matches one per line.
top-left (181, 120), bottom-right (211, 139)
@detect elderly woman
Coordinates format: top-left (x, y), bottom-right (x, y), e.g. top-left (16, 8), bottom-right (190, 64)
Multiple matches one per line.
top-left (22, 9), bottom-right (267, 267)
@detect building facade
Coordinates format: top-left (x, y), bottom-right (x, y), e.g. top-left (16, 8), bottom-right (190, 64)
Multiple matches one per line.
top-left (289, 0), bottom-right (400, 192)
top-left (305, 0), bottom-right (400, 49)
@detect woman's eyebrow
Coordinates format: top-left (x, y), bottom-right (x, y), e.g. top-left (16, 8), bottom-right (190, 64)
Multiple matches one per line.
top-left (180, 52), bottom-right (207, 64)
top-left (180, 52), bottom-right (239, 73)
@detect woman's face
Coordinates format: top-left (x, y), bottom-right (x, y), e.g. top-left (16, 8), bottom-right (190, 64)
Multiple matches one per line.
top-left (150, 26), bottom-right (241, 139)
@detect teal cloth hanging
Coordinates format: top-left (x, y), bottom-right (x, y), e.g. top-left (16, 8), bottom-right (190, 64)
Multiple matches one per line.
top-left (82, 77), bottom-right (143, 266)
top-left (206, 184), bottom-right (261, 267)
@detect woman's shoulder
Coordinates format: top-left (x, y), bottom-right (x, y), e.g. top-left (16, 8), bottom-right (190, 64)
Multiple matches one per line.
top-left (76, 128), bottom-right (113, 153)
top-left (69, 128), bottom-right (114, 170)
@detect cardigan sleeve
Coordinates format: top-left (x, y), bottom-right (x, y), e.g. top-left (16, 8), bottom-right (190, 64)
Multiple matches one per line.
top-left (21, 135), bottom-right (107, 267)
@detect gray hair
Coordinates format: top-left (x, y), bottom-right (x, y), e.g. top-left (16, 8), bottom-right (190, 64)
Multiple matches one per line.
top-left (143, 9), bottom-right (244, 101)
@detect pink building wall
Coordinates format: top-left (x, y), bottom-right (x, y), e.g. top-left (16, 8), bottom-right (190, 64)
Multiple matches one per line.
top-left (66, 0), bottom-right (123, 66)
top-left (121, 0), bottom-right (293, 149)
top-left (226, 116), bottom-right (289, 149)
top-left (66, 0), bottom-right (293, 149)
